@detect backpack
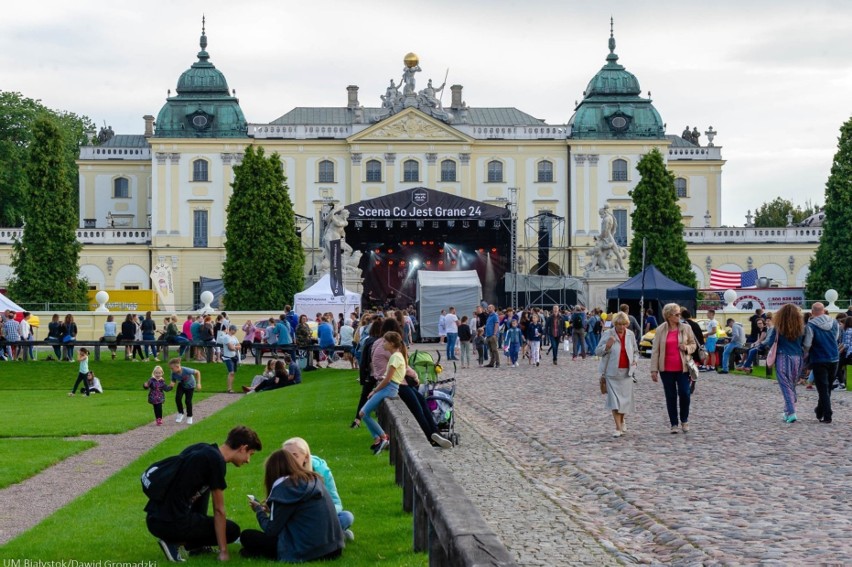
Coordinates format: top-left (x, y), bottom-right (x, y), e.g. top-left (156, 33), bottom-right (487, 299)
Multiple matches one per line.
top-left (571, 313), bottom-right (584, 330)
top-left (140, 454), bottom-right (184, 501)
top-left (593, 317), bottom-right (602, 334)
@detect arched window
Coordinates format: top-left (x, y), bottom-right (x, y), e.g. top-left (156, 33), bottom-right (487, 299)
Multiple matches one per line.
top-left (113, 177), bottom-right (129, 198)
top-left (440, 159), bottom-right (457, 182)
top-left (487, 160), bottom-right (503, 183)
top-left (537, 160), bottom-right (553, 182)
top-left (365, 159), bottom-right (382, 182)
top-left (403, 159), bottom-right (419, 182)
top-left (675, 177), bottom-right (687, 198)
top-left (612, 159), bottom-right (628, 181)
top-left (318, 160), bottom-right (335, 183)
top-left (192, 159), bottom-right (209, 182)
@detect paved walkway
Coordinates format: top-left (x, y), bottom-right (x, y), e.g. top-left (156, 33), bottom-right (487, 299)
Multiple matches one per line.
top-left (435, 351), bottom-right (851, 566)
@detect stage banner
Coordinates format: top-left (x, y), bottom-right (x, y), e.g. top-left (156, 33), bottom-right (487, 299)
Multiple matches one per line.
top-left (329, 239), bottom-right (344, 297)
top-left (345, 186), bottom-right (511, 221)
top-left (699, 288), bottom-right (805, 311)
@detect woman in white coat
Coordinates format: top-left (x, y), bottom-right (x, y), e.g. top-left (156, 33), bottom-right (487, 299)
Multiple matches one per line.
top-left (595, 312), bottom-right (638, 437)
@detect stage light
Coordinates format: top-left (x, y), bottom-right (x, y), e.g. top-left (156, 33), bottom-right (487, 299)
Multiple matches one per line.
top-left (375, 248), bottom-right (381, 254)
top-left (370, 221), bottom-right (377, 228)
top-left (401, 221), bottom-right (408, 228)
top-left (416, 220), bottom-right (424, 228)
top-left (411, 259), bottom-right (419, 267)
top-left (355, 220), bottom-right (363, 228)
top-left (491, 247), bottom-right (497, 253)
top-left (478, 248), bottom-right (485, 253)
top-left (432, 221), bottom-right (439, 228)
top-left (438, 260), bottom-right (444, 266)
top-left (452, 248), bottom-right (458, 254)
top-left (385, 220), bottom-right (393, 228)
top-left (429, 241), bottom-right (434, 245)
top-left (375, 260), bottom-right (381, 265)
top-left (400, 260), bottom-right (406, 266)
top-left (493, 220), bottom-right (500, 228)
top-left (478, 220), bottom-right (486, 228)
top-left (387, 248), bottom-right (393, 254)
top-left (451, 259), bottom-right (457, 265)
top-left (462, 221), bottom-right (469, 228)
top-left (388, 260), bottom-right (395, 265)
top-left (447, 220), bottom-right (455, 228)
top-left (439, 248), bottom-right (444, 254)
top-left (426, 260), bottom-right (432, 266)
top-left (421, 240), bottom-right (427, 245)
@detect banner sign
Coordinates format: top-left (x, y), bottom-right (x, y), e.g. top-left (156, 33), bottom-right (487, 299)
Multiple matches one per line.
top-left (699, 288), bottom-right (806, 311)
top-left (345, 186), bottom-right (510, 221)
top-left (329, 239), bottom-right (344, 297)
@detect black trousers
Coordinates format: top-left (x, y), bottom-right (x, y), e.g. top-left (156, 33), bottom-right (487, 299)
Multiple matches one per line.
top-left (175, 384), bottom-right (195, 417)
top-left (146, 492), bottom-right (240, 549)
top-left (398, 384), bottom-right (438, 440)
top-left (812, 361), bottom-right (838, 422)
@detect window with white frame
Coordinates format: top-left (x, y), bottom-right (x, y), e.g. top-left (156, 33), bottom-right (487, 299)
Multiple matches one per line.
top-left (318, 160), bottom-right (335, 183)
top-left (612, 159), bottom-right (628, 182)
top-left (365, 160), bottom-right (382, 182)
top-left (537, 160), bottom-right (553, 182)
top-left (403, 159), bottom-right (419, 182)
top-left (113, 177), bottom-right (129, 198)
top-left (487, 160), bottom-right (503, 183)
top-left (440, 159), bottom-right (457, 182)
top-left (675, 177), bottom-right (687, 198)
top-left (192, 159), bottom-right (209, 182)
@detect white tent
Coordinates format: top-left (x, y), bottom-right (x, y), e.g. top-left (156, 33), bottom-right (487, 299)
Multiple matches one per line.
top-left (293, 274), bottom-right (361, 320)
top-left (0, 292), bottom-right (24, 313)
top-left (417, 270), bottom-right (482, 339)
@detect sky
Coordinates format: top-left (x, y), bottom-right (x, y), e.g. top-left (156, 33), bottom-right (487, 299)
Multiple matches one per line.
top-left (2, 0), bottom-right (847, 226)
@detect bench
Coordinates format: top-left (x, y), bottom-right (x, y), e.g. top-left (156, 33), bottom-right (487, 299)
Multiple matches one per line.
top-left (248, 343), bottom-right (353, 366)
top-left (1, 340), bottom-right (171, 362)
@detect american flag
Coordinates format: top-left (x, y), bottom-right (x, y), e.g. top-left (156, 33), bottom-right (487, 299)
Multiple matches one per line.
top-left (709, 268), bottom-right (758, 289)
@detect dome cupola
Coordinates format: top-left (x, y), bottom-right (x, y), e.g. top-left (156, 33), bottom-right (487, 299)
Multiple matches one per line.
top-left (154, 18), bottom-right (247, 138)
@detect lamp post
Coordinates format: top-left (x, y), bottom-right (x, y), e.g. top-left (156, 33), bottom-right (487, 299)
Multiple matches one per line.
top-left (508, 187), bottom-right (519, 309)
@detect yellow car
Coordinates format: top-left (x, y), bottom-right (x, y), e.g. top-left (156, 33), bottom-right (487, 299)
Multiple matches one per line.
top-left (638, 319), bottom-right (730, 357)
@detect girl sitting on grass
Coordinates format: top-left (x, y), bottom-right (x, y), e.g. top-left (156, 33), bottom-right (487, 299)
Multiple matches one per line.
top-left (144, 365), bottom-right (173, 426)
top-left (83, 371), bottom-right (103, 395)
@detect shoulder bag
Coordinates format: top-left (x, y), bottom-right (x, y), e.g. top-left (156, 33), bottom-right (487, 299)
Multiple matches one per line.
top-left (766, 341), bottom-right (778, 368)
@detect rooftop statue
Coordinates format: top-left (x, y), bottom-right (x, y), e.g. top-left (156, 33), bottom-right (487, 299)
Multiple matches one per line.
top-left (381, 79), bottom-right (401, 109)
top-left (401, 54), bottom-right (421, 96)
top-left (418, 79), bottom-right (445, 109)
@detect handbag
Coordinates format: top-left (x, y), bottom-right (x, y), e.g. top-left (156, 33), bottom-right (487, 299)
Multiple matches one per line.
top-left (766, 341), bottom-right (778, 368)
top-left (599, 375), bottom-right (607, 394)
top-left (686, 357), bottom-right (700, 382)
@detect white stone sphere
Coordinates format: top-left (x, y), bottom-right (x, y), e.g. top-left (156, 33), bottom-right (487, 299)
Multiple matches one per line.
top-left (825, 289), bottom-right (839, 303)
top-left (95, 290), bottom-right (109, 304)
top-left (200, 290), bottom-right (214, 304)
top-left (723, 289), bottom-right (737, 304)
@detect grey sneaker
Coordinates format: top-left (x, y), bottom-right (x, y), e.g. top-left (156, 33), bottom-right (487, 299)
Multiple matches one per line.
top-left (157, 539), bottom-right (185, 562)
top-left (431, 433), bottom-right (453, 449)
top-left (373, 438), bottom-right (389, 455)
top-left (670, 425), bottom-right (679, 434)
top-left (343, 529), bottom-right (354, 541)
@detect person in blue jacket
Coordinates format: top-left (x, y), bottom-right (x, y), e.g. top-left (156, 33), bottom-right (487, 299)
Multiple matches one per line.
top-left (283, 437), bottom-right (354, 540)
top-left (803, 302), bottom-right (840, 423)
top-left (241, 449), bottom-right (344, 562)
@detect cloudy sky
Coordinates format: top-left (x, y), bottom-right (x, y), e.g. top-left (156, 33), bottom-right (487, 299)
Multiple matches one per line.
top-left (2, 0), bottom-right (845, 225)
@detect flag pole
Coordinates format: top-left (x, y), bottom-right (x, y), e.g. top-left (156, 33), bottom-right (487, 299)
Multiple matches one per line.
top-left (640, 237), bottom-right (646, 332)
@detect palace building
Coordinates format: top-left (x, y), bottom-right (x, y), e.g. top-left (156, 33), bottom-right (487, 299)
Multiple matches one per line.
top-left (0, 22), bottom-right (821, 309)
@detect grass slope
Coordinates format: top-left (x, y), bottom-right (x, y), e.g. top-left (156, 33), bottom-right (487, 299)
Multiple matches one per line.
top-left (0, 438), bottom-right (96, 488)
top-left (1, 361), bottom-right (426, 566)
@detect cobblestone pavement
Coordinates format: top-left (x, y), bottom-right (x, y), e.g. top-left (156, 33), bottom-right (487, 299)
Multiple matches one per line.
top-left (434, 351), bottom-right (851, 566)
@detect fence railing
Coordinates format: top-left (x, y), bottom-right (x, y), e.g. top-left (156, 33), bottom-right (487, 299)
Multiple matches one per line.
top-left (379, 399), bottom-right (517, 567)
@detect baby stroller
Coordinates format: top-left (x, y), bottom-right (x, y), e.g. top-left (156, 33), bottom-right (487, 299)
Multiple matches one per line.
top-left (408, 350), bottom-right (459, 446)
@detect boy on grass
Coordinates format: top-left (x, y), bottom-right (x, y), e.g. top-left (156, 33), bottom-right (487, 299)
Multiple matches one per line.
top-left (170, 358), bottom-right (201, 425)
top-left (145, 425), bottom-right (263, 562)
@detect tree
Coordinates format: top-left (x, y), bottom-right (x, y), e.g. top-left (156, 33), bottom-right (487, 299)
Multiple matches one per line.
top-left (805, 117), bottom-right (852, 301)
top-left (222, 146), bottom-right (305, 309)
top-left (753, 196), bottom-right (818, 227)
top-left (7, 116), bottom-right (88, 305)
top-left (0, 91), bottom-right (93, 226)
top-left (628, 148), bottom-right (697, 287)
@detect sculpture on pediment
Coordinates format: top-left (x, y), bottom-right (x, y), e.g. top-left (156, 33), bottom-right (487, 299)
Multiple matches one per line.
top-left (381, 79), bottom-right (401, 109)
top-left (418, 79), bottom-right (445, 109)
top-left (97, 125), bottom-right (115, 144)
top-left (402, 60), bottom-right (421, 96)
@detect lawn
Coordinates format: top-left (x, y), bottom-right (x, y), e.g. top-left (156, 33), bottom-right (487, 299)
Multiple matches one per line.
top-left (0, 438), bottom-right (96, 488)
top-left (1, 360), bottom-right (426, 566)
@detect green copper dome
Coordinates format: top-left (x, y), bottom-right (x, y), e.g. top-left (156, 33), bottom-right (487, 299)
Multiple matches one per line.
top-left (154, 21), bottom-right (247, 138)
top-left (569, 22), bottom-right (664, 140)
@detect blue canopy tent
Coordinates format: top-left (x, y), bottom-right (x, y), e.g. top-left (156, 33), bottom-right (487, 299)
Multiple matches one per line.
top-left (605, 265), bottom-right (697, 321)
